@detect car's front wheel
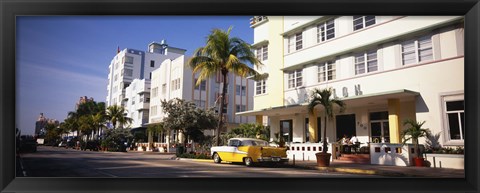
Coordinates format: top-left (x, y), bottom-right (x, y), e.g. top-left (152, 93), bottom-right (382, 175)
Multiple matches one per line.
top-left (213, 153), bottom-right (222, 163)
top-left (244, 157), bottom-right (254, 167)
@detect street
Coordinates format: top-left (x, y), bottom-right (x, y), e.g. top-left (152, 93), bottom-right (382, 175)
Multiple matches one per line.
top-left (18, 146), bottom-right (373, 178)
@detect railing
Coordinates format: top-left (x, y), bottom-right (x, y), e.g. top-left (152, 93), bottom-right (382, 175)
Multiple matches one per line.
top-left (286, 142), bottom-right (335, 161)
top-left (369, 143), bottom-right (420, 166)
top-left (134, 142), bottom-right (193, 153)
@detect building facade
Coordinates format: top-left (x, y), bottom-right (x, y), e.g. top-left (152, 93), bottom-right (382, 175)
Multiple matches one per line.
top-left (241, 16), bottom-right (464, 151)
top-left (149, 53), bottom-right (255, 144)
top-left (106, 40), bottom-right (186, 108)
top-left (124, 79), bottom-right (151, 129)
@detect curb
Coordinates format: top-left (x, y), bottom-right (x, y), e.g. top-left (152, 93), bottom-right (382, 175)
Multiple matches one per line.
top-left (177, 158), bottom-right (214, 163)
top-left (177, 158), bottom-right (414, 177)
top-left (290, 164), bottom-right (409, 177)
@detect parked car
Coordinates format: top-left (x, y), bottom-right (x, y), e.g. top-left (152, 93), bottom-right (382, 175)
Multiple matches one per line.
top-left (210, 138), bottom-right (289, 166)
top-left (65, 140), bottom-right (75, 149)
top-left (19, 135), bottom-right (37, 153)
top-left (81, 141), bottom-right (100, 151)
top-left (58, 141), bottom-right (67, 147)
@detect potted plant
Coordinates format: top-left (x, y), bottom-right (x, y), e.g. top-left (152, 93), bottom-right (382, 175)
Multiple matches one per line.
top-left (307, 88), bottom-right (346, 167)
top-left (401, 119), bottom-right (430, 167)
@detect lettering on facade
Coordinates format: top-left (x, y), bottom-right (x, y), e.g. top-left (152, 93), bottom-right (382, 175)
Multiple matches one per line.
top-left (332, 88), bottom-right (338, 98)
top-left (355, 84), bottom-right (363, 96)
top-left (342, 87), bottom-right (348, 98)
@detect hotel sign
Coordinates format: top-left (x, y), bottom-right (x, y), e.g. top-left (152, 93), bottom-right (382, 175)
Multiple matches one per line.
top-left (333, 84), bottom-right (363, 98)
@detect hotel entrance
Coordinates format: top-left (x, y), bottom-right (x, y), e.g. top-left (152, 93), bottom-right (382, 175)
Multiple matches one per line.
top-left (370, 111), bottom-right (389, 143)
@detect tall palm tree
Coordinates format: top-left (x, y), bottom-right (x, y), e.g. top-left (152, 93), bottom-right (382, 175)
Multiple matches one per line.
top-left (106, 105), bottom-right (133, 130)
top-left (92, 112), bottom-right (107, 139)
top-left (307, 88), bottom-right (346, 154)
top-left (188, 26), bottom-right (263, 145)
top-left (401, 119), bottom-right (430, 158)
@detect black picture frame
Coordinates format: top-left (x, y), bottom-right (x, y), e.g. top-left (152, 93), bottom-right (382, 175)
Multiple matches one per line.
top-left (1, 0), bottom-right (478, 192)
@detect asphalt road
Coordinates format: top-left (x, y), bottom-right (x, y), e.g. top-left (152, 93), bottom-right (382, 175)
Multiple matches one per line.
top-left (18, 146), bottom-right (373, 178)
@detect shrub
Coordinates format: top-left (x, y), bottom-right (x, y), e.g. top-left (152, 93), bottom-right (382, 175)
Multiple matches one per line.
top-left (425, 146), bottom-right (464, 154)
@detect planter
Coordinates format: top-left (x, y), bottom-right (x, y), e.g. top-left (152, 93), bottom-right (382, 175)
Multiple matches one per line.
top-left (315, 152), bottom-right (332, 167)
top-left (413, 157), bottom-right (424, 167)
top-left (424, 153), bottom-right (464, 169)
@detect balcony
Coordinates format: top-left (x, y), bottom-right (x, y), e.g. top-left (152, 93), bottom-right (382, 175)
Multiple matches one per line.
top-left (250, 16), bottom-right (268, 27)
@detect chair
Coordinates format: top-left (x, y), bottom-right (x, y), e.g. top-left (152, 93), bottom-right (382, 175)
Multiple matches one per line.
top-left (352, 142), bottom-right (361, 154)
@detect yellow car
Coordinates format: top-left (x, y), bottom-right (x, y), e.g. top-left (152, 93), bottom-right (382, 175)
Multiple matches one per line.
top-left (210, 138), bottom-right (289, 166)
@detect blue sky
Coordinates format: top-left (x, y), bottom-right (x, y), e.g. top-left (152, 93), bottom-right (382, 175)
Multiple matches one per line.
top-left (16, 16), bottom-right (253, 135)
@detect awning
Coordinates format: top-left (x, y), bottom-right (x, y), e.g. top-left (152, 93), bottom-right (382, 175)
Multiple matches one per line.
top-left (236, 89), bottom-right (419, 116)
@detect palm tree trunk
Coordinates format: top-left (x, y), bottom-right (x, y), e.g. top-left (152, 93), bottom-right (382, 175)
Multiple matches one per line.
top-left (323, 116), bottom-right (328, 153)
top-left (215, 70), bottom-right (228, 146)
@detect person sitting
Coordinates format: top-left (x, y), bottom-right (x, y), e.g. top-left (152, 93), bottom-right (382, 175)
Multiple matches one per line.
top-left (340, 135), bottom-right (350, 154)
top-left (349, 135), bottom-right (360, 153)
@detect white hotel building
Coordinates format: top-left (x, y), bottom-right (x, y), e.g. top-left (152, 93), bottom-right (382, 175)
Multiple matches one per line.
top-left (106, 41), bottom-right (185, 108)
top-left (149, 53), bottom-right (255, 143)
top-left (106, 40), bottom-right (255, 145)
top-left (239, 16), bottom-right (464, 166)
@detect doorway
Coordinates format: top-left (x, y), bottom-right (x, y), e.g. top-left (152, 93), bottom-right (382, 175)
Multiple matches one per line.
top-left (336, 114), bottom-right (356, 141)
top-left (280, 120), bottom-right (293, 143)
top-left (370, 111), bottom-right (389, 143)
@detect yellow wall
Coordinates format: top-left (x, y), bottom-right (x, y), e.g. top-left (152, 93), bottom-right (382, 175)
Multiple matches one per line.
top-left (253, 16), bottom-right (285, 110)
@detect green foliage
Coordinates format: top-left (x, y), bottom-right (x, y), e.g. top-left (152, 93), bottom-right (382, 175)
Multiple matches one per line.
top-left (177, 153), bottom-right (212, 159)
top-left (102, 128), bottom-right (133, 152)
top-left (401, 119), bottom-right (430, 158)
top-left (425, 131), bottom-right (442, 152)
top-left (106, 105), bottom-right (133, 130)
top-left (161, 98), bottom-right (218, 153)
top-left (188, 26), bottom-right (265, 146)
top-left (424, 146), bottom-right (464, 154)
top-left (307, 88), bottom-right (346, 153)
top-left (224, 123), bottom-right (270, 141)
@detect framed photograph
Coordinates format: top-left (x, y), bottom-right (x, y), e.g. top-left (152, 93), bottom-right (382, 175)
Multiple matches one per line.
top-left (1, 0), bottom-right (478, 192)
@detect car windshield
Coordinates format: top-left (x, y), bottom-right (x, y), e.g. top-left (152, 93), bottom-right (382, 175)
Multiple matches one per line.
top-left (239, 140), bottom-right (269, 147)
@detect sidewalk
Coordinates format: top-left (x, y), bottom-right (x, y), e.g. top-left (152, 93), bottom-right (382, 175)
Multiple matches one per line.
top-left (177, 157), bottom-right (464, 178)
top-left (289, 160), bottom-right (465, 178)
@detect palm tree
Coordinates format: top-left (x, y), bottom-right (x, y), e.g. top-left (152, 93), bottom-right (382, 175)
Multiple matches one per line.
top-left (91, 112), bottom-right (107, 139)
top-left (401, 119), bottom-right (430, 159)
top-left (307, 88), bottom-right (346, 154)
top-left (188, 26), bottom-right (263, 145)
top-left (106, 105), bottom-right (133, 130)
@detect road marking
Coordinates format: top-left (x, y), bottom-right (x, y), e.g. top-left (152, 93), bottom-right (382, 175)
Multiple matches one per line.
top-left (94, 170), bottom-right (118, 177)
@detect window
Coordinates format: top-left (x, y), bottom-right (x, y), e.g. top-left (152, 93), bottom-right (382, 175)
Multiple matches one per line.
top-left (124, 69), bottom-right (133, 77)
top-left (288, 32), bottom-right (303, 53)
top-left (442, 95), bottom-right (464, 141)
top-left (355, 50), bottom-right (378, 75)
top-left (318, 61), bottom-right (336, 82)
top-left (280, 120), bottom-right (293, 143)
top-left (256, 79), bottom-right (266, 95)
top-left (402, 35), bottom-right (433, 65)
top-left (236, 85), bottom-right (246, 96)
top-left (124, 56), bottom-right (134, 64)
top-left (162, 84), bottom-right (166, 94)
top-left (353, 16), bottom-right (376, 31)
top-left (288, 69), bottom-right (303, 88)
top-left (295, 33), bottom-right (303, 50)
top-left (317, 19), bottom-right (335, 43)
top-left (150, 60), bottom-right (155, 67)
top-left (131, 97), bottom-right (135, 105)
top-left (256, 45), bottom-right (268, 61)
top-left (236, 104), bottom-right (246, 112)
top-left (171, 78), bottom-right (181, 91)
top-left (114, 74), bottom-right (118, 81)
top-left (194, 79), bottom-right (206, 91)
top-left (151, 87), bottom-right (158, 98)
top-left (151, 105), bottom-right (157, 116)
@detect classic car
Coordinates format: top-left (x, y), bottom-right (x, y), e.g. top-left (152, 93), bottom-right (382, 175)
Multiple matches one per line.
top-left (210, 138), bottom-right (289, 166)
